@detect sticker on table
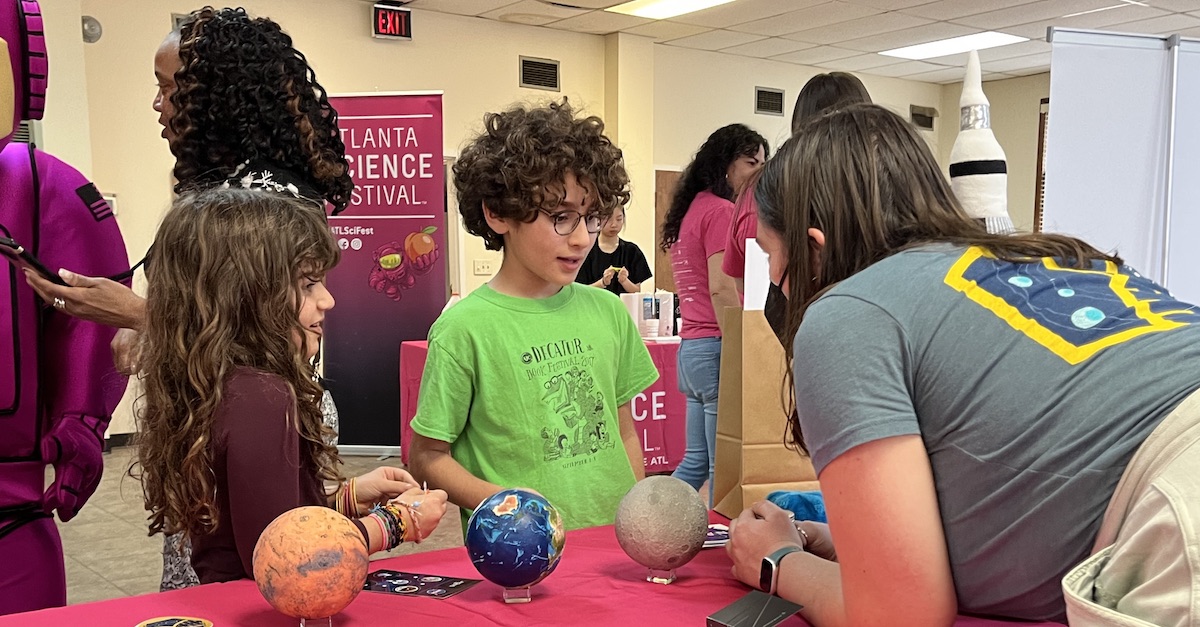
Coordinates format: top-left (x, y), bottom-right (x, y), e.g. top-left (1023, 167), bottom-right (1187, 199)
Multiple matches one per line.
top-left (704, 523), bottom-right (730, 548)
top-left (363, 569), bottom-right (481, 599)
top-left (136, 618), bottom-right (214, 627)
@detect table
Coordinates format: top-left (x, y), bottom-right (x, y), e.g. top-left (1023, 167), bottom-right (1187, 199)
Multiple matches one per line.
top-left (400, 339), bottom-right (688, 473)
top-left (1, 519), bottom-right (1068, 627)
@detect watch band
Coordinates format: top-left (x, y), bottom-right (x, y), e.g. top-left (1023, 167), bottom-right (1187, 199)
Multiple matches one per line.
top-left (760, 545), bottom-right (805, 595)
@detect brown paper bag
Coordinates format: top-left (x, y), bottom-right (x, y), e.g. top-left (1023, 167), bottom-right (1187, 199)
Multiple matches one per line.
top-left (713, 308), bottom-right (819, 519)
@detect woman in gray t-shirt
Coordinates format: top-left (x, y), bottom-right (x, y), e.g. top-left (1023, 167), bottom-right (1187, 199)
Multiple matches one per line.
top-left (726, 104), bottom-right (1200, 626)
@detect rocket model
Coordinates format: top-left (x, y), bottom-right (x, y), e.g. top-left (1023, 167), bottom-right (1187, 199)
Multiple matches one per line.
top-left (950, 50), bottom-right (1015, 234)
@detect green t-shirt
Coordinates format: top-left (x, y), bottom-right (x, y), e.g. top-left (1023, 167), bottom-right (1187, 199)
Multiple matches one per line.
top-left (410, 283), bottom-right (659, 531)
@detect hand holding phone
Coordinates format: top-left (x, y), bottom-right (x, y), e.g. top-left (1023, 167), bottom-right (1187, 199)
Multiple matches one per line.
top-left (0, 237), bottom-right (68, 286)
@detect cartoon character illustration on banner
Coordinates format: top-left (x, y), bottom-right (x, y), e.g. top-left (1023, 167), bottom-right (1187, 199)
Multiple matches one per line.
top-left (0, 0), bottom-right (130, 615)
top-left (367, 226), bottom-right (439, 301)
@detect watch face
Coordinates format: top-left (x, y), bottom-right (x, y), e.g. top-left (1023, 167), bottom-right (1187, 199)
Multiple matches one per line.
top-left (759, 557), bottom-right (774, 592)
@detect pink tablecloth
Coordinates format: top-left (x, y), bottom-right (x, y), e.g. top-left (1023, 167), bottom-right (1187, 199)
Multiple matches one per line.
top-left (400, 339), bottom-right (688, 473)
top-left (1, 518), bottom-right (1067, 627)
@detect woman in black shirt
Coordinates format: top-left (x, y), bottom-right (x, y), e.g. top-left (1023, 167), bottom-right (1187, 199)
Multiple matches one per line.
top-left (576, 207), bottom-right (652, 294)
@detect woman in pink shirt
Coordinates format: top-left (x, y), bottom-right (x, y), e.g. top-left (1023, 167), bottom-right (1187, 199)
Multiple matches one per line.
top-left (661, 124), bottom-right (768, 504)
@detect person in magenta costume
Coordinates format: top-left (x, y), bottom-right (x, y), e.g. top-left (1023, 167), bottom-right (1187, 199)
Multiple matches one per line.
top-left (574, 206), bottom-right (652, 295)
top-left (660, 124), bottom-right (767, 505)
top-left (0, 0), bottom-right (129, 615)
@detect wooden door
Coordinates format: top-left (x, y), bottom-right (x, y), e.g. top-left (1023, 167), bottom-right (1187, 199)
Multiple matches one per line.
top-left (654, 169), bottom-right (682, 292)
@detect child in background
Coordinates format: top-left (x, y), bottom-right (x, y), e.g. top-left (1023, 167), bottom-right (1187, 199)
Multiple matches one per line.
top-left (134, 189), bottom-right (447, 584)
top-left (575, 206), bottom-right (653, 295)
top-left (410, 100), bottom-right (658, 531)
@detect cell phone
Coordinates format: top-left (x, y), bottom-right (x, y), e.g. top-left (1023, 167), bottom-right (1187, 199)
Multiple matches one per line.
top-left (0, 236), bottom-right (68, 286)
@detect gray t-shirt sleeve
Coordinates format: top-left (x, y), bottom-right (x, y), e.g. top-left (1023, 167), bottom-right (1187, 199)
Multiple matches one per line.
top-left (794, 294), bottom-right (922, 474)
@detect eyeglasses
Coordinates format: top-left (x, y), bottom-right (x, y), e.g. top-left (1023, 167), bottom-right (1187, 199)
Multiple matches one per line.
top-left (539, 208), bottom-right (608, 236)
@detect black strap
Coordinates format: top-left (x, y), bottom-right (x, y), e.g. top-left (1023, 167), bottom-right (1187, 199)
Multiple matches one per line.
top-left (950, 160), bottom-right (1007, 177)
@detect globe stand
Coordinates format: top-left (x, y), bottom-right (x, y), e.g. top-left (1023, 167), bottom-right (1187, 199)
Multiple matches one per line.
top-left (503, 587), bottom-right (533, 604)
top-left (646, 568), bottom-right (677, 585)
top-left (299, 617), bottom-right (332, 626)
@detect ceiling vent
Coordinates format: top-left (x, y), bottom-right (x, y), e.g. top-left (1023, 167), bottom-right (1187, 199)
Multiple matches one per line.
top-left (755, 87), bottom-right (785, 116)
top-left (520, 56), bottom-right (560, 92)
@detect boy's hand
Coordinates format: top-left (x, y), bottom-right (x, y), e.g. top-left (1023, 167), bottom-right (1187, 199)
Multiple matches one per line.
top-left (392, 485), bottom-right (448, 543)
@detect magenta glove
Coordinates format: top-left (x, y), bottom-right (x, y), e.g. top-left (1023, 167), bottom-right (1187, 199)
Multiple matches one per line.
top-left (40, 414), bottom-right (107, 522)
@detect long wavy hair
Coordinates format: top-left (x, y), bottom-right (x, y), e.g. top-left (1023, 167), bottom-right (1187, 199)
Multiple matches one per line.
top-left (756, 104), bottom-right (1120, 454)
top-left (133, 188), bottom-right (342, 540)
top-left (660, 124), bottom-right (768, 251)
top-left (453, 98), bottom-right (630, 251)
top-left (168, 7), bottom-right (353, 213)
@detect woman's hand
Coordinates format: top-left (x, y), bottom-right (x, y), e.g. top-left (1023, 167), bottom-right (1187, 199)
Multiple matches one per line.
top-left (726, 500), bottom-right (806, 588)
top-left (111, 328), bottom-right (143, 376)
top-left (392, 485), bottom-right (449, 543)
top-left (353, 466), bottom-right (418, 515)
top-left (24, 269), bottom-right (145, 330)
top-left (797, 520), bottom-right (837, 562)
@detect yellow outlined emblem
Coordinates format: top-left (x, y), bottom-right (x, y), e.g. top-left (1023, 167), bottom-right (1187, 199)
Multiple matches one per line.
top-left (945, 247), bottom-right (1194, 364)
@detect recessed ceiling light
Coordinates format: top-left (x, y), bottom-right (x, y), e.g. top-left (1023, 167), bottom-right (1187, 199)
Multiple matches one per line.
top-left (880, 31), bottom-right (1028, 60)
top-left (606, 0), bottom-right (736, 20)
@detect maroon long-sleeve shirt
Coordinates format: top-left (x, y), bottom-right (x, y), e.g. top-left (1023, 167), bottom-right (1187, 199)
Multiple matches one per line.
top-left (190, 368), bottom-right (329, 584)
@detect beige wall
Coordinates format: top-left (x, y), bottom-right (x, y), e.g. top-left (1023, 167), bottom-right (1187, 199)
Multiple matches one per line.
top-left (938, 72), bottom-right (1050, 232)
top-left (653, 45), bottom-right (946, 169)
top-left (39, 0), bottom-right (93, 176)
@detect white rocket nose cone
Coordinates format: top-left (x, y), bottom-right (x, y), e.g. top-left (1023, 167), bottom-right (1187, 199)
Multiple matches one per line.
top-left (960, 50), bottom-right (988, 108)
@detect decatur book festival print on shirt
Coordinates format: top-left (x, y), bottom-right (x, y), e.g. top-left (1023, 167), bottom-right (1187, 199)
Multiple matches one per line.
top-left (524, 337), bottom-right (617, 467)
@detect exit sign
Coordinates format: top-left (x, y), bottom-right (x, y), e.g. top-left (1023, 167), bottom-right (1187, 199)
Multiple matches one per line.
top-left (372, 4), bottom-right (412, 40)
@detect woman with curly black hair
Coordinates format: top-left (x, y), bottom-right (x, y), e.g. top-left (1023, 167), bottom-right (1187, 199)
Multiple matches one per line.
top-left (661, 123), bottom-right (768, 505)
top-left (25, 6), bottom-right (353, 341)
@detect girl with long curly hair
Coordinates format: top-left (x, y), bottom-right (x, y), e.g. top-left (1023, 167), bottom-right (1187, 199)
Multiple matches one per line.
top-left (134, 188), bottom-right (447, 585)
top-left (727, 104), bottom-right (1200, 626)
top-left (660, 123), bottom-right (768, 505)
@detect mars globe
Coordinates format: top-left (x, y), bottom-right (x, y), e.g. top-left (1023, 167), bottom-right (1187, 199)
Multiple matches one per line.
top-left (465, 489), bottom-right (565, 595)
top-left (252, 506), bottom-right (369, 620)
top-left (614, 476), bottom-right (707, 581)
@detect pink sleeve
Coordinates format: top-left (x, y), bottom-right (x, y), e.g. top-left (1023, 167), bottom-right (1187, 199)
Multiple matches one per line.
top-left (722, 191), bottom-right (758, 278)
top-left (701, 198), bottom-right (734, 259)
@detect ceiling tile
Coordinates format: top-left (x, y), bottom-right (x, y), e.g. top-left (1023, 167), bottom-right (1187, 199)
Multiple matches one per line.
top-left (782, 12), bottom-right (931, 45)
top-left (1001, 4), bottom-right (1173, 41)
top-left (1177, 25), bottom-right (1200, 38)
top-left (860, 59), bottom-right (947, 76)
top-left (1006, 66), bottom-right (1051, 77)
top-left (1106, 13), bottom-right (1200, 35)
top-left (729, 2), bottom-right (884, 37)
top-left (405, 0), bottom-right (523, 16)
top-left (720, 37), bottom-right (817, 58)
top-left (547, 0), bottom-right (625, 7)
top-left (480, 0), bottom-right (587, 25)
top-left (951, 0), bottom-right (1121, 30)
top-left (769, 46), bottom-right (861, 65)
top-left (902, 0), bottom-right (1043, 21)
top-left (840, 20), bottom-right (975, 52)
top-left (622, 21), bottom-right (713, 41)
top-left (1148, 0), bottom-right (1200, 10)
top-left (983, 51), bottom-right (1052, 73)
top-left (983, 72), bottom-right (1018, 81)
top-left (923, 39), bottom-right (1051, 67)
top-left (905, 66), bottom-right (981, 83)
top-left (844, 0), bottom-right (940, 8)
top-left (819, 52), bottom-right (908, 71)
top-left (548, 10), bottom-right (652, 34)
top-left (668, 0), bottom-right (825, 28)
top-left (665, 29), bottom-right (767, 50)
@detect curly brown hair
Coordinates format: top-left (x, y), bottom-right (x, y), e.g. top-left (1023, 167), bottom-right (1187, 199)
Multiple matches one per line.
top-left (168, 7), bottom-right (353, 213)
top-left (453, 98), bottom-right (630, 251)
top-left (132, 188), bottom-right (342, 540)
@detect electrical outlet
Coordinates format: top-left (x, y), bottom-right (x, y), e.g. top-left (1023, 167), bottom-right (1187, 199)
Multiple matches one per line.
top-left (473, 259), bottom-right (495, 276)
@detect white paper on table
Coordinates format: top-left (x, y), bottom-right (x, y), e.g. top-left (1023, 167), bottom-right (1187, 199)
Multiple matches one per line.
top-left (743, 239), bottom-right (770, 311)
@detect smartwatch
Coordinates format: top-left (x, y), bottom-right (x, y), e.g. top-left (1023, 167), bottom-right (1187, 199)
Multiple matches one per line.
top-left (759, 545), bottom-right (805, 595)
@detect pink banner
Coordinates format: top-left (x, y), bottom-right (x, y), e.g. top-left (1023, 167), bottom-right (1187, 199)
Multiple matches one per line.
top-left (325, 92), bottom-right (446, 447)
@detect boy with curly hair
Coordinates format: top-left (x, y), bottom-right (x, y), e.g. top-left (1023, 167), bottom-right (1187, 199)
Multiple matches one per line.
top-left (410, 100), bottom-right (657, 530)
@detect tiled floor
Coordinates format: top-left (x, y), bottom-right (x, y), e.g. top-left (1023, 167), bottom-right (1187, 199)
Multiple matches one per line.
top-left (57, 447), bottom-right (464, 605)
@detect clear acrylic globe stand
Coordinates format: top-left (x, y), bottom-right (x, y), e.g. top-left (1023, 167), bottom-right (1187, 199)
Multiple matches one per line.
top-left (646, 568), bottom-right (677, 585)
top-left (503, 586), bottom-right (533, 604)
top-left (299, 618), bottom-right (332, 626)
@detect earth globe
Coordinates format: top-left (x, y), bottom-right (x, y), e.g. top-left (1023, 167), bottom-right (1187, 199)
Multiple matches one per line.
top-left (465, 488), bottom-right (565, 603)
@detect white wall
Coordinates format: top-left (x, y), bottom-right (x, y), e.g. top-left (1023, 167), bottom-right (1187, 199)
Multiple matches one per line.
top-left (38, 0), bottom-right (93, 175)
top-left (938, 72), bottom-right (1051, 232)
top-left (654, 45), bottom-right (945, 168)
